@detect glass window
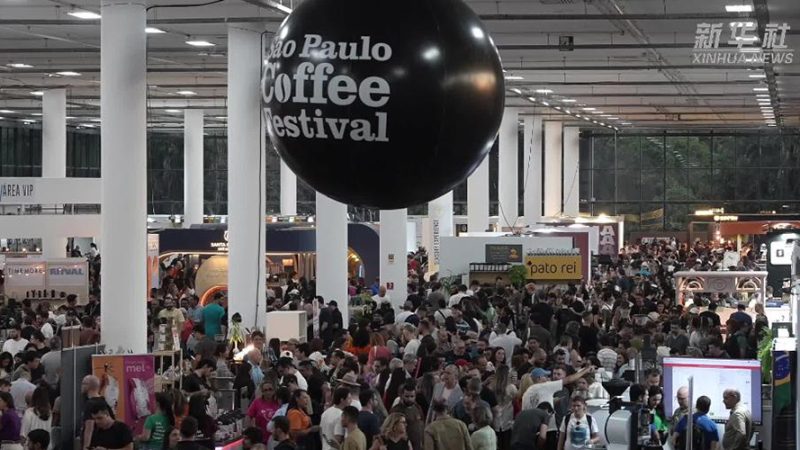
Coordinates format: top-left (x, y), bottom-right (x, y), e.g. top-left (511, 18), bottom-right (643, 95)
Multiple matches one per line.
top-left (713, 135), bottom-right (736, 168)
top-left (760, 134), bottom-right (782, 167)
top-left (665, 169), bottom-right (688, 200)
top-left (592, 136), bottom-right (615, 170)
top-left (736, 135), bottom-right (759, 168)
top-left (592, 170), bottom-right (615, 201)
top-left (687, 136), bottom-right (712, 168)
top-left (617, 169), bottom-right (641, 201)
top-left (616, 136), bottom-right (641, 169)
top-left (665, 136), bottom-right (688, 168)
top-left (711, 169), bottom-right (736, 200)
top-left (640, 170), bottom-right (664, 201)
top-left (641, 135), bottom-right (664, 168)
top-left (782, 134), bottom-right (800, 167)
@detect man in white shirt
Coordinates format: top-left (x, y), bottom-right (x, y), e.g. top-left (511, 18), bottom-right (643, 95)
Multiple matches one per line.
top-left (448, 285), bottom-right (469, 308)
top-left (395, 302), bottom-right (415, 325)
top-left (277, 357), bottom-right (308, 390)
top-left (320, 387), bottom-right (350, 450)
top-left (489, 323), bottom-right (522, 365)
top-left (37, 312), bottom-right (54, 340)
top-left (401, 323), bottom-right (420, 357)
top-left (522, 366), bottom-right (594, 410)
top-left (10, 375), bottom-right (36, 413)
top-left (2, 325), bottom-right (29, 357)
top-left (372, 285), bottom-right (391, 305)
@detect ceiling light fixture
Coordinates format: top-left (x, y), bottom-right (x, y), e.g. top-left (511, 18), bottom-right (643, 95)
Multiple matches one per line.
top-left (165, 109), bottom-right (181, 113)
top-left (30, 91), bottom-right (44, 96)
top-left (582, 107), bottom-right (596, 111)
top-left (176, 90), bottom-right (197, 96)
top-left (535, 89), bottom-right (553, 94)
top-left (7, 63), bottom-right (33, 69)
top-left (68, 10), bottom-right (101, 19)
top-left (608, 117), bottom-right (620, 120)
top-left (560, 99), bottom-right (576, 103)
top-left (725, 4), bottom-right (753, 12)
top-left (541, 101), bottom-right (550, 106)
top-left (56, 71), bottom-right (81, 76)
top-left (748, 74), bottom-right (766, 78)
top-left (753, 87), bottom-right (769, 92)
top-left (0, 110), bottom-right (15, 114)
top-left (504, 75), bottom-right (524, 80)
top-left (756, 94), bottom-right (770, 97)
top-left (146, 27), bottom-right (166, 34)
top-left (186, 40), bottom-right (215, 47)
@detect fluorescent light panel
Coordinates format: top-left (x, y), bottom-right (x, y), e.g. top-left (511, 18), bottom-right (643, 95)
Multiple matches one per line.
top-left (7, 63), bottom-right (32, 68)
top-left (725, 4), bottom-right (753, 12)
top-left (145, 27), bottom-right (166, 34)
top-left (186, 40), bottom-right (215, 47)
top-left (753, 87), bottom-right (769, 91)
top-left (535, 89), bottom-right (553, 94)
top-left (68, 10), bottom-right (101, 19)
top-left (56, 71), bottom-right (81, 76)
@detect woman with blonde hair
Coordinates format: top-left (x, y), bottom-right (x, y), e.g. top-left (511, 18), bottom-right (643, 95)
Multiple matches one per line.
top-left (370, 413), bottom-right (411, 450)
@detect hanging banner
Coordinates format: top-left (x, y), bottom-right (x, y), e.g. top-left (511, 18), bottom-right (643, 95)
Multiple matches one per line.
top-left (3, 261), bottom-right (46, 288)
top-left (524, 254), bottom-right (583, 280)
top-left (147, 234), bottom-right (160, 291)
top-left (92, 354), bottom-right (155, 435)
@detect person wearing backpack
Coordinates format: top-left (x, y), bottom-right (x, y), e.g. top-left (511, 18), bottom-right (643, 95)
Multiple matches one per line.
top-left (671, 395), bottom-right (720, 450)
top-left (557, 394), bottom-right (599, 450)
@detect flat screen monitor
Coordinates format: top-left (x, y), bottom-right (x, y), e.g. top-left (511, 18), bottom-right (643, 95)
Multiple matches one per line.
top-left (662, 357), bottom-right (762, 424)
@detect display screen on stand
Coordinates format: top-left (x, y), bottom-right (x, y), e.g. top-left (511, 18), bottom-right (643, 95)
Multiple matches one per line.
top-left (662, 357), bottom-right (762, 424)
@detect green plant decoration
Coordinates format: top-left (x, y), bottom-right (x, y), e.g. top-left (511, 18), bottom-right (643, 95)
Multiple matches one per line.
top-left (508, 264), bottom-right (529, 288)
top-left (757, 328), bottom-right (774, 384)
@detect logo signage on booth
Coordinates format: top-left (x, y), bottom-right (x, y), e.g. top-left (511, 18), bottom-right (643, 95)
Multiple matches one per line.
top-left (525, 255), bottom-right (582, 281)
top-left (485, 244), bottom-right (523, 264)
top-left (261, 0), bottom-right (505, 208)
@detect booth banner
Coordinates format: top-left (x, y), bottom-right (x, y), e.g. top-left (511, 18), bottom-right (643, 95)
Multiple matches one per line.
top-left (598, 224), bottom-right (620, 256)
top-left (147, 234), bottom-right (160, 290)
top-left (485, 244), bottom-right (523, 264)
top-left (525, 255), bottom-right (583, 280)
top-left (4, 261), bottom-right (46, 287)
top-left (47, 261), bottom-right (88, 287)
top-left (92, 354), bottom-right (155, 434)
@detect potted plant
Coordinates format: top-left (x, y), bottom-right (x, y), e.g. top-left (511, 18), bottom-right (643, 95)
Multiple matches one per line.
top-left (508, 264), bottom-right (528, 289)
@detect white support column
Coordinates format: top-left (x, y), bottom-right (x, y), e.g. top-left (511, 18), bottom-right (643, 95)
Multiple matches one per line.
top-left (467, 157), bottom-right (489, 232)
top-left (100, 1), bottom-right (147, 353)
top-left (544, 121), bottom-right (563, 217)
top-left (498, 108), bottom-right (519, 226)
top-left (316, 193), bottom-right (349, 325)
top-left (42, 89), bottom-right (68, 257)
top-left (42, 236), bottom-right (67, 259)
top-left (227, 24), bottom-right (266, 330)
top-left (427, 191), bottom-right (453, 272)
top-left (280, 159), bottom-right (297, 216)
top-left (184, 109), bottom-right (204, 226)
top-left (562, 127), bottom-right (580, 216)
top-left (379, 209), bottom-right (408, 311)
top-left (42, 89), bottom-right (67, 178)
top-left (523, 117), bottom-right (543, 226)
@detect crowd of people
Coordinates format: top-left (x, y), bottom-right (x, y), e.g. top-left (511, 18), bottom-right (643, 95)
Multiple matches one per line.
top-left (0, 239), bottom-right (768, 450)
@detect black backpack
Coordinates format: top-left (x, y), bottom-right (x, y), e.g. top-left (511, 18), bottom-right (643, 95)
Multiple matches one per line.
top-left (675, 418), bottom-right (707, 450)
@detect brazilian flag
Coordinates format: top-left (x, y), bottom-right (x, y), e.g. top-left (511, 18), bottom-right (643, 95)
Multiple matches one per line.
top-left (773, 351), bottom-right (791, 413)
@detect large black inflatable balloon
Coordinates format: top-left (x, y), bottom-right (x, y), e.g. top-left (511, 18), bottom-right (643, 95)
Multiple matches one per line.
top-left (261, 0), bottom-right (505, 209)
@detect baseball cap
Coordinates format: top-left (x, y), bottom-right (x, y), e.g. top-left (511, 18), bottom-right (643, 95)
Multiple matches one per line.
top-left (531, 368), bottom-right (551, 378)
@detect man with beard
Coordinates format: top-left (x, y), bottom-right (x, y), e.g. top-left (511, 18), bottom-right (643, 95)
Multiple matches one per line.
top-left (390, 380), bottom-right (424, 450)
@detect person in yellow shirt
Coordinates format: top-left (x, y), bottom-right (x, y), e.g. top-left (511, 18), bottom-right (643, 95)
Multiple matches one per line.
top-left (327, 406), bottom-right (366, 450)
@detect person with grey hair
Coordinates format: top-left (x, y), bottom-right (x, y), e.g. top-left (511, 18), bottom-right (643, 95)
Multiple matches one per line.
top-left (470, 403), bottom-right (496, 450)
top-left (40, 337), bottom-right (62, 389)
top-left (722, 389), bottom-right (752, 450)
top-left (428, 365), bottom-right (463, 422)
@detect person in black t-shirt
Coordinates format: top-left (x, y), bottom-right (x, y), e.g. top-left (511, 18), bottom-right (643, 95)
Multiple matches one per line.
top-left (88, 401), bottom-right (133, 449)
top-left (175, 416), bottom-right (211, 450)
top-left (182, 359), bottom-right (215, 394)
